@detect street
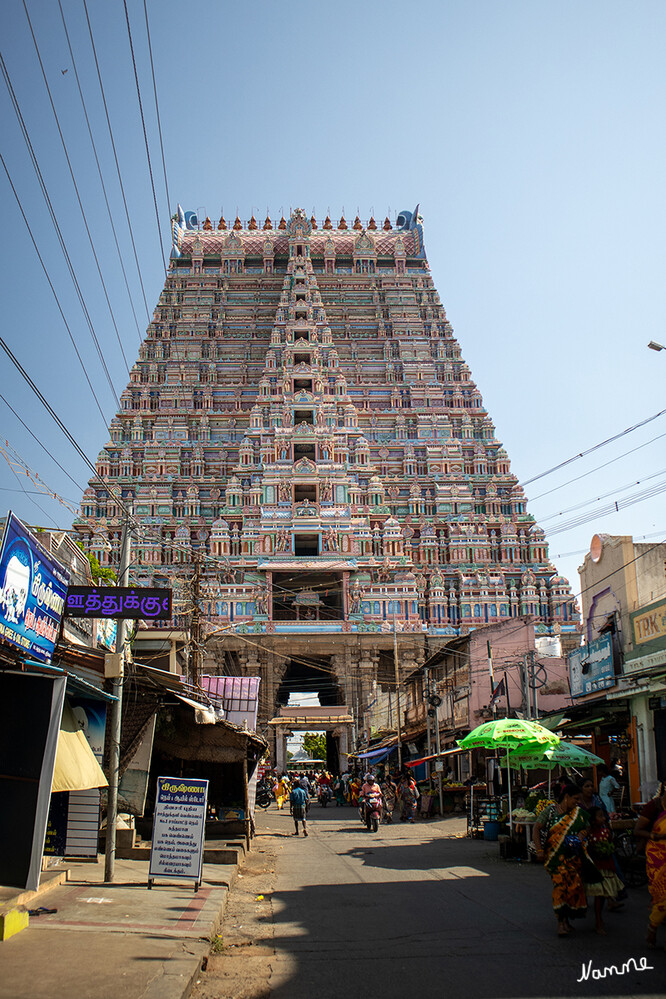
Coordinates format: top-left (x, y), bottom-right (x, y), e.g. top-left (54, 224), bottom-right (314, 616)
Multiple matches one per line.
top-left (193, 805), bottom-right (664, 999)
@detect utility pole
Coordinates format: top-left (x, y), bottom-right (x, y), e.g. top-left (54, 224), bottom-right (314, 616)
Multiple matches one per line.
top-left (424, 666), bottom-right (432, 761)
top-left (529, 650), bottom-right (538, 720)
top-left (487, 641), bottom-right (496, 717)
top-left (190, 553), bottom-right (203, 687)
top-left (392, 607), bottom-right (403, 770)
top-left (104, 513), bottom-right (131, 884)
top-left (433, 679), bottom-right (444, 817)
top-left (522, 653), bottom-right (533, 720)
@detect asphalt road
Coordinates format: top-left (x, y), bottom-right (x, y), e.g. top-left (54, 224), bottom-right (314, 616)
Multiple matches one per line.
top-left (195, 805), bottom-right (665, 999)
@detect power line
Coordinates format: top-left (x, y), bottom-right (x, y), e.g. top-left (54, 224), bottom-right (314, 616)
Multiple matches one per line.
top-left (0, 150), bottom-right (109, 425)
top-left (0, 51), bottom-right (121, 410)
top-left (0, 394), bottom-right (85, 493)
top-left (539, 467), bottom-right (666, 523)
top-left (22, 0), bottom-right (130, 376)
top-left (82, 0), bottom-right (151, 323)
top-left (521, 408), bottom-right (666, 488)
top-left (58, 0), bottom-right (144, 346)
top-left (122, 0), bottom-right (167, 273)
top-left (529, 429), bottom-right (666, 502)
top-left (143, 0), bottom-right (170, 228)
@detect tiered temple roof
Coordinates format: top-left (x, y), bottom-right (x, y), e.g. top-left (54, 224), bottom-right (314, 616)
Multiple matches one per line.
top-left (75, 205), bottom-right (578, 644)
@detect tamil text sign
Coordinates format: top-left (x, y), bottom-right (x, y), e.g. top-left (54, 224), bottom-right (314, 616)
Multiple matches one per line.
top-left (149, 777), bottom-right (208, 885)
top-left (0, 511), bottom-right (70, 663)
top-left (569, 633), bottom-right (615, 697)
top-left (64, 586), bottom-right (172, 620)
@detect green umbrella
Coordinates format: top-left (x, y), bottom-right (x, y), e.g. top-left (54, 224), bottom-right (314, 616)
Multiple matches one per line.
top-left (457, 719), bottom-right (560, 832)
top-left (508, 741), bottom-right (603, 769)
top-left (457, 718), bottom-right (560, 751)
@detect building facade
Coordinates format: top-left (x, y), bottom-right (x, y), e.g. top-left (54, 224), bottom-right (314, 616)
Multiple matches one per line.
top-left (574, 533), bottom-right (666, 800)
top-left (74, 205), bottom-right (578, 757)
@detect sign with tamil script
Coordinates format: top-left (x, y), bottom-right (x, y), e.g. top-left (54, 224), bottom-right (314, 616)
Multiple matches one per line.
top-left (64, 586), bottom-right (172, 620)
top-left (148, 777), bottom-right (208, 888)
top-left (632, 598), bottom-right (666, 649)
top-left (0, 511), bottom-right (70, 663)
top-left (568, 633), bottom-right (615, 697)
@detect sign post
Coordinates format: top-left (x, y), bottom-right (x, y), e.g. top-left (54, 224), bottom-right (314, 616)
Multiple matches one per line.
top-left (148, 777), bottom-right (209, 892)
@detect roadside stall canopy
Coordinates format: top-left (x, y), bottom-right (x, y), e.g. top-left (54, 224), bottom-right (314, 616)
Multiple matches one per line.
top-left (405, 748), bottom-right (466, 768)
top-left (352, 745), bottom-right (397, 763)
top-left (52, 699), bottom-right (108, 792)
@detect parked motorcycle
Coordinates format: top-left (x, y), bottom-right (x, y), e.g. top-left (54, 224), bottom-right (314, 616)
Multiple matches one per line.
top-left (360, 792), bottom-right (383, 832)
top-left (256, 778), bottom-right (274, 810)
top-left (319, 785), bottom-right (332, 808)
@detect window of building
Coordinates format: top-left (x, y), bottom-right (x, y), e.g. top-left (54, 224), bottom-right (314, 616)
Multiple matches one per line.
top-left (294, 533), bottom-right (319, 556)
top-left (294, 483), bottom-right (317, 504)
top-left (294, 409), bottom-right (314, 425)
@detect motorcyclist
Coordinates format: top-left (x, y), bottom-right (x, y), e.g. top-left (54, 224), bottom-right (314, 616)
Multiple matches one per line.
top-left (360, 772), bottom-right (383, 821)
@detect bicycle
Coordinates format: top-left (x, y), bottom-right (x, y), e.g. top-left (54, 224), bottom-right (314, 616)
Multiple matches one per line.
top-left (613, 828), bottom-right (648, 888)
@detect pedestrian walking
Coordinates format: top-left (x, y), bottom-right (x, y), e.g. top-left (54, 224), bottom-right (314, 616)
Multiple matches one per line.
top-left (532, 782), bottom-right (601, 937)
top-left (634, 782), bottom-right (666, 948)
top-left (290, 778), bottom-right (309, 837)
top-left (584, 806), bottom-right (625, 934)
top-left (597, 764), bottom-right (621, 815)
top-left (397, 772), bottom-right (419, 822)
top-left (275, 773), bottom-right (290, 810)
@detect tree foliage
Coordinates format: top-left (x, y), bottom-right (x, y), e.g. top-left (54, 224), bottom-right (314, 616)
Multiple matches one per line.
top-left (302, 732), bottom-right (326, 761)
top-left (76, 542), bottom-right (117, 584)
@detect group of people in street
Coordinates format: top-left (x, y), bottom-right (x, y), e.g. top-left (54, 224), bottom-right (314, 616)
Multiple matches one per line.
top-left (260, 767), bottom-right (423, 827)
top-left (532, 771), bottom-right (666, 944)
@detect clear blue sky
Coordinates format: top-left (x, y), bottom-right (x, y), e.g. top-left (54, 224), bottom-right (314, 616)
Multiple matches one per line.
top-left (1, 0), bottom-right (665, 606)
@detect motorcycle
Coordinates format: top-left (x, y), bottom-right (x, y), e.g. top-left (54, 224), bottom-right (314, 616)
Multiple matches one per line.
top-left (360, 792), bottom-right (383, 832)
top-left (256, 778), bottom-right (274, 810)
top-left (319, 784), bottom-right (332, 807)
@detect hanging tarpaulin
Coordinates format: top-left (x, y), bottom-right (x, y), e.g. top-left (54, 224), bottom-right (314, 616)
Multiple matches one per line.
top-left (353, 745), bottom-right (397, 762)
top-left (52, 699), bottom-right (108, 793)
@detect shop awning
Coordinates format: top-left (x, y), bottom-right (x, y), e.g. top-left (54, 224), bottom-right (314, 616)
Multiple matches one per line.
top-left (52, 699), bottom-right (108, 793)
top-left (405, 748), bottom-right (466, 768)
top-left (354, 745), bottom-right (397, 762)
top-left (66, 673), bottom-right (118, 702)
top-left (175, 693), bottom-right (217, 725)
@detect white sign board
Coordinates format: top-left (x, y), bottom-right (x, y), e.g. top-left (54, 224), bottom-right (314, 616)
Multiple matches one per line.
top-left (148, 776), bottom-right (208, 889)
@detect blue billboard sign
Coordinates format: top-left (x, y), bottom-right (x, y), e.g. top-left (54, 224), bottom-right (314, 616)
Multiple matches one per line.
top-left (0, 511), bottom-right (70, 663)
top-left (568, 633), bottom-right (615, 698)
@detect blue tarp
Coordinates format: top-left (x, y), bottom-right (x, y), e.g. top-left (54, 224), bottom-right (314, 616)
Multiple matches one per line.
top-left (354, 746), bottom-right (396, 762)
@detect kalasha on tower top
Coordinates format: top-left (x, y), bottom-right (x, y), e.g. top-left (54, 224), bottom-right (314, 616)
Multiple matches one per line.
top-left (75, 204), bottom-right (578, 664)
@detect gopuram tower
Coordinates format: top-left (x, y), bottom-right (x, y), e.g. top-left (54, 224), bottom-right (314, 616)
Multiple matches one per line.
top-left (75, 205), bottom-right (579, 760)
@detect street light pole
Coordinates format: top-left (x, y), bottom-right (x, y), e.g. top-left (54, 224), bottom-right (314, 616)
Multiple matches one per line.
top-left (392, 607), bottom-right (403, 770)
top-left (104, 512), bottom-right (132, 884)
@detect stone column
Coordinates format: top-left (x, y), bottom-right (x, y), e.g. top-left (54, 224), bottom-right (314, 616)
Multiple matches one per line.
top-left (275, 730), bottom-right (287, 771)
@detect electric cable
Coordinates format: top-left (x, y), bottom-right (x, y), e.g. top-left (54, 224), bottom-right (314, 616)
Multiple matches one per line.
top-left (0, 52), bottom-right (121, 410)
top-left (0, 393), bottom-right (87, 492)
top-left (529, 429), bottom-right (666, 503)
top-left (23, 0), bottom-right (130, 376)
top-left (82, 0), bottom-right (151, 322)
top-left (0, 151), bottom-right (109, 426)
top-left (521, 408), bottom-right (666, 488)
top-left (142, 0), bottom-right (171, 232)
top-left (539, 467), bottom-right (666, 523)
top-left (58, 0), bottom-right (144, 346)
top-left (122, 0), bottom-right (167, 273)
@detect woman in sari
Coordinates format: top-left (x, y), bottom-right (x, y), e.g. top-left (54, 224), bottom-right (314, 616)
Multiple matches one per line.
top-left (397, 773), bottom-right (419, 822)
top-left (634, 783), bottom-right (666, 948)
top-left (275, 774), bottom-right (290, 810)
top-left (381, 774), bottom-right (397, 823)
top-left (533, 782), bottom-right (592, 936)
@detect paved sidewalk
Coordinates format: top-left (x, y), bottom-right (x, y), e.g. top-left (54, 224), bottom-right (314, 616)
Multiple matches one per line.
top-left (0, 853), bottom-right (238, 999)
